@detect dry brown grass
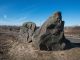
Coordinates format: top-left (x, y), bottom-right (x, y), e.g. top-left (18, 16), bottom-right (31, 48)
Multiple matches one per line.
top-left (0, 32), bottom-right (80, 60)
top-left (8, 42), bottom-right (80, 60)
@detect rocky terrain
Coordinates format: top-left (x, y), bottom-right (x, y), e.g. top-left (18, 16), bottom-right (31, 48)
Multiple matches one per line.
top-left (0, 11), bottom-right (80, 60)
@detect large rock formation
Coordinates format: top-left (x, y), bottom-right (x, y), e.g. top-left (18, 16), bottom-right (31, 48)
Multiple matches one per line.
top-left (18, 22), bottom-right (36, 43)
top-left (32, 11), bottom-right (71, 51)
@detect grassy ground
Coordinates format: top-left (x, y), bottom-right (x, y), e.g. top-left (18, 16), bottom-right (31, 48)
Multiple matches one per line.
top-left (0, 32), bottom-right (80, 60)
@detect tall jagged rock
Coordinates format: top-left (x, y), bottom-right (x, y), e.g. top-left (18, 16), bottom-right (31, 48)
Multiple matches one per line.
top-left (32, 11), bottom-right (71, 51)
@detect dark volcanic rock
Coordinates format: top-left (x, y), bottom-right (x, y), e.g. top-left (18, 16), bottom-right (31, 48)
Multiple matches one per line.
top-left (32, 11), bottom-right (70, 51)
top-left (19, 22), bottom-right (36, 43)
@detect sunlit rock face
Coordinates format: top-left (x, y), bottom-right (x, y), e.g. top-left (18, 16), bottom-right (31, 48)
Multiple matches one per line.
top-left (32, 11), bottom-right (70, 51)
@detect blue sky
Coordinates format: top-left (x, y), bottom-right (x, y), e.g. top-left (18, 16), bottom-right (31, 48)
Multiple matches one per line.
top-left (0, 0), bottom-right (80, 26)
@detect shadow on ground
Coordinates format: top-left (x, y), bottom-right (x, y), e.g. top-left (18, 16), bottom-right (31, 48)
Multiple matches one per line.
top-left (64, 38), bottom-right (80, 50)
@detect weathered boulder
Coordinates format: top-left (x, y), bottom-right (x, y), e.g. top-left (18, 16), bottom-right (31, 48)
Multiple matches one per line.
top-left (20, 22), bottom-right (36, 33)
top-left (18, 22), bottom-right (36, 43)
top-left (32, 11), bottom-right (70, 51)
